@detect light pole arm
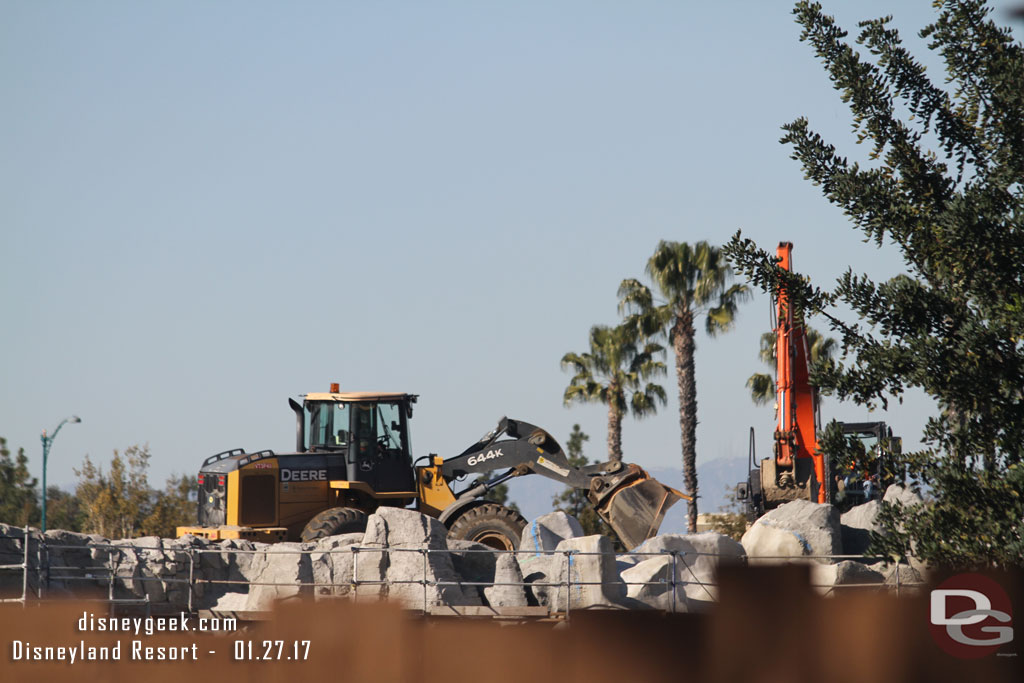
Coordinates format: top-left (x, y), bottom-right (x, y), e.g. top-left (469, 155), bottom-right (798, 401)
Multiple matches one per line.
top-left (40, 416), bottom-right (80, 533)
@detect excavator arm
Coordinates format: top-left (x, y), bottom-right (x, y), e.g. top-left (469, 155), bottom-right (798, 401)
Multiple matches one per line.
top-left (421, 417), bottom-right (690, 549)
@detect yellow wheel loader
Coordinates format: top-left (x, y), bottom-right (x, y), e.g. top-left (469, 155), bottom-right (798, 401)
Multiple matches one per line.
top-left (177, 385), bottom-right (688, 550)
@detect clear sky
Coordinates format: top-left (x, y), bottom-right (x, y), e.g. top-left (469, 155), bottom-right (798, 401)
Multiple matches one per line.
top-left (3, 1), bottom-right (1022, 496)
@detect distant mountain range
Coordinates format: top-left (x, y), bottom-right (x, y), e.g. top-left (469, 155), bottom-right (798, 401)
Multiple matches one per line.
top-left (504, 456), bottom-right (749, 526)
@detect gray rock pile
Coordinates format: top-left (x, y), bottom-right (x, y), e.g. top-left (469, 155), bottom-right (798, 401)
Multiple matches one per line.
top-left (0, 486), bottom-right (925, 613)
top-left (740, 485), bottom-right (928, 593)
top-left (742, 499), bottom-right (842, 563)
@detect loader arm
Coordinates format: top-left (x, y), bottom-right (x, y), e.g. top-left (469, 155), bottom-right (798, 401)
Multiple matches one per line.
top-left (436, 417), bottom-right (690, 549)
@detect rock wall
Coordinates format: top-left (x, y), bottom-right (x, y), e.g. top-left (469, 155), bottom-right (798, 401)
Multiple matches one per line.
top-left (0, 488), bottom-right (925, 613)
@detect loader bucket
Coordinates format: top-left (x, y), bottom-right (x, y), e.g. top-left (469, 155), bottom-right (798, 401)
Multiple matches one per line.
top-left (595, 470), bottom-right (691, 550)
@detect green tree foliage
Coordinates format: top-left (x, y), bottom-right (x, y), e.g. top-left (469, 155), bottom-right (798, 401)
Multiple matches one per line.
top-left (726, 1), bottom-right (1024, 568)
top-left (42, 486), bottom-right (84, 533)
top-left (619, 241), bottom-right (749, 532)
top-left (74, 446), bottom-right (199, 539)
top-left (705, 485), bottom-right (748, 542)
top-left (552, 424), bottom-right (614, 539)
top-left (747, 327), bottom-right (837, 406)
top-left (141, 473), bottom-right (199, 538)
top-left (561, 324), bottom-right (667, 462)
top-left (75, 445), bottom-right (154, 539)
top-left (0, 437), bottom-right (40, 527)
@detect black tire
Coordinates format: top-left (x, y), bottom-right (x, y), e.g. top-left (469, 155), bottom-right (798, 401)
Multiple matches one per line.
top-left (300, 507), bottom-right (368, 542)
top-left (446, 503), bottom-right (527, 551)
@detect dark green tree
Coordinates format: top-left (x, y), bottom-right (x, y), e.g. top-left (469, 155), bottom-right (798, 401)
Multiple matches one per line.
top-left (561, 324), bottom-right (667, 462)
top-left (42, 486), bottom-right (84, 533)
top-left (0, 437), bottom-right (40, 527)
top-left (552, 424), bottom-right (591, 520)
top-left (141, 473), bottom-right (198, 538)
top-left (726, 1), bottom-right (1024, 568)
top-left (551, 424), bottom-right (613, 539)
top-left (619, 241), bottom-right (749, 532)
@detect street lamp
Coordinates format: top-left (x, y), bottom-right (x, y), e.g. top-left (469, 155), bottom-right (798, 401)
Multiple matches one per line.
top-left (41, 415), bottom-right (81, 533)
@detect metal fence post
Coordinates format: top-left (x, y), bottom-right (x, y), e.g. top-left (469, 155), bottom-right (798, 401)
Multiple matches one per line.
top-left (671, 550), bottom-right (678, 614)
top-left (187, 548), bottom-right (195, 614)
top-left (564, 550), bottom-right (572, 623)
top-left (108, 557), bottom-right (115, 618)
top-left (37, 530), bottom-right (45, 599)
top-left (20, 524), bottom-right (30, 605)
top-left (352, 546), bottom-right (360, 596)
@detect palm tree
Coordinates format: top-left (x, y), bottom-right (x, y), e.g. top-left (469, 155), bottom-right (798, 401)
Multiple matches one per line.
top-left (561, 324), bottom-right (667, 462)
top-left (619, 241), bottom-right (749, 532)
top-left (747, 332), bottom-right (778, 405)
top-left (747, 327), bottom-right (837, 408)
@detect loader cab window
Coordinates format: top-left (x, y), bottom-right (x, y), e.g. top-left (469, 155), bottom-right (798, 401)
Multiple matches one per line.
top-left (375, 403), bottom-right (404, 455)
top-left (351, 402), bottom-right (408, 461)
top-left (306, 402), bottom-right (351, 450)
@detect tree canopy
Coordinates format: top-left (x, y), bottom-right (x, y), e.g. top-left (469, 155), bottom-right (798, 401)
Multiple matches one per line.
top-left (619, 240), bottom-right (748, 531)
top-left (726, 0), bottom-right (1024, 569)
top-left (561, 324), bottom-right (667, 462)
top-left (0, 437), bottom-right (40, 527)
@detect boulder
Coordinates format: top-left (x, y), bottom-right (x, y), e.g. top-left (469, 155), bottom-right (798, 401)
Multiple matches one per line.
top-left (0, 525), bottom-right (42, 596)
top-left (107, 541), bottom-right (145, 599)
top-left (621, 532), bottom-right (744, 610)
top-left (308, 533), bottom-right (363, 600)
top-left (447, 539), bottom-right (497, 584)
top-left (516, 551), bottom-right (561, 607)
top-left (446, 539), bottom-right (497, 604)
top-left (840, 500), bottom-right (883, 556)
top-left (360, 508), bottom-right (480, 608)
top-left (42, 529), bottom-right (98, 593)
top-left (881, 561), bottom-right (926, 594)
top-left (678, 532), bottom-right (745, 607)
top-left (519, 512), bottom-right (584, 556)
top-left (883, 485), bottom-right (923, 508)
top-left (483, 552), bottom-right (529, 608)
top-left (620, 556), bottom-right (689, 612)
top-left (810, 561), bottom-right (885, 595)
top-left (210, 591), bottom-right (249, 612)
top-left (742, 500), bottom-right (841, 563)
top-left (520, 534), bottom-right (625, 611)
top-left (245, 542), bottom-right (313, 610)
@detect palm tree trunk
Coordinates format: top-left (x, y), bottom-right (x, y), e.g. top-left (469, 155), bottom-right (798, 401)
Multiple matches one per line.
top-left (674, 310), bottom-right (698, 532)
top-left (607, 402), bottom-right (623, 462)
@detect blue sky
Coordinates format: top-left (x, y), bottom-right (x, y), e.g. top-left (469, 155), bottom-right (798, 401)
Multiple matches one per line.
top-left (3, 1), bottom-right (1021, 497)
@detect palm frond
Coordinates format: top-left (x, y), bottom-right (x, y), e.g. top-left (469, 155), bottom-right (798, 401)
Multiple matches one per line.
top-left (758, 332), bottom-right (776, 366)
top-left (705, 283), bottom-right (751, 336)
top-left (746, 373), bottom-right (775, 406)
top-left (617, 279), bottom-right (654, 314)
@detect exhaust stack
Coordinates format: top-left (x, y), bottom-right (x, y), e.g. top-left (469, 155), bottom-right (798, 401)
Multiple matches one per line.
top-left (288, 398), bottom-right (305, 452)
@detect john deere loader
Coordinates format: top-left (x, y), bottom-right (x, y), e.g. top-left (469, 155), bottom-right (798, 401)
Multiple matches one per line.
top-left (177, 384), bottom-right (688, 550)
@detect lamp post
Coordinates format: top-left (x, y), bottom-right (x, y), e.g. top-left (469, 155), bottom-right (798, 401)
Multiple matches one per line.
top-left (41, 415), bottom-right (81, 533)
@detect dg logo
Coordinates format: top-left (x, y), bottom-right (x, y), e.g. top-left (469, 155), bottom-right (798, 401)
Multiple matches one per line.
top-left (929, 573), bottom-right (1014, 658)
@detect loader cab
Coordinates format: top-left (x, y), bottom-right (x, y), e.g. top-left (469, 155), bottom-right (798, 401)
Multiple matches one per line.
top-left (298, 389), bottom-right (419, 493)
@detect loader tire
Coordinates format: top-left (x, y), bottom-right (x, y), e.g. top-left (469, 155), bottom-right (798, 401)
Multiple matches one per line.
top-left (446, 503), bottom-right (527, 551)
top-left (300, 507), bottom-right (368, 542)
